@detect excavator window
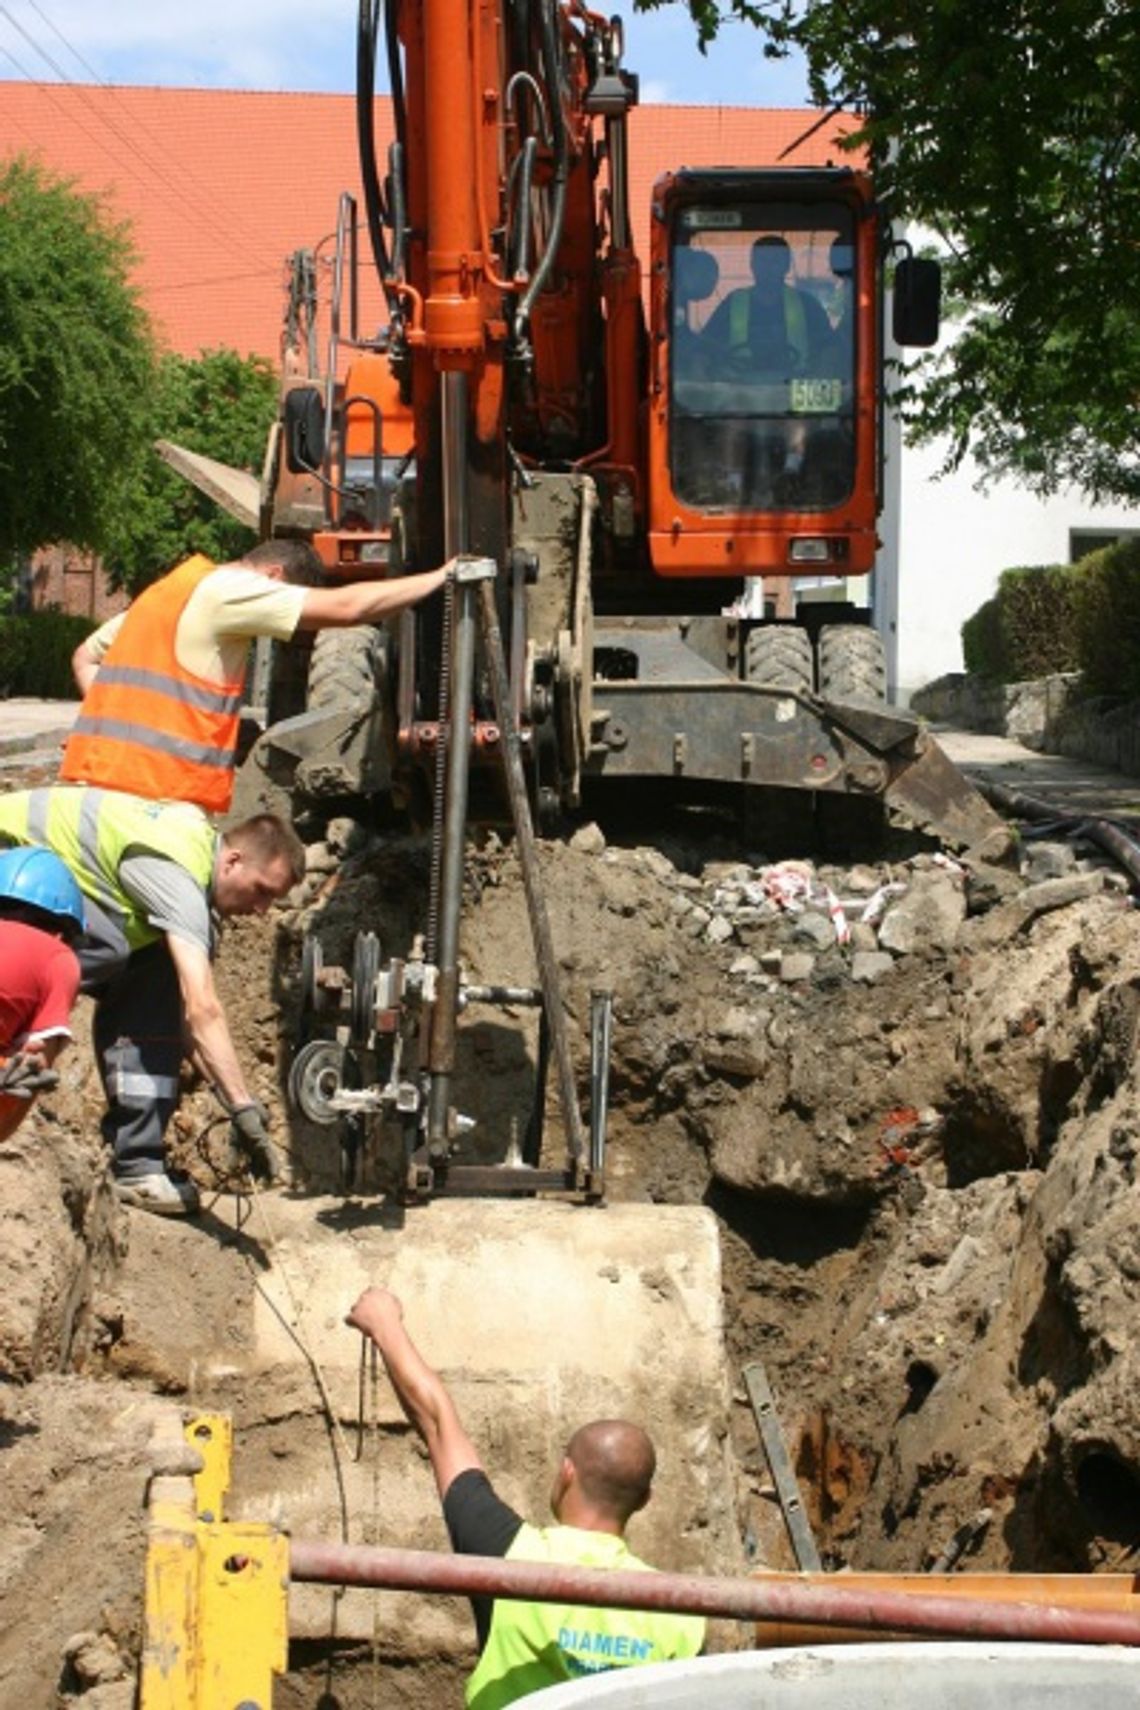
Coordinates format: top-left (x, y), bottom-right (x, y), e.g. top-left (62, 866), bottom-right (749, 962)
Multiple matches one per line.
top-left (669, 202), bottom-right (857, 514)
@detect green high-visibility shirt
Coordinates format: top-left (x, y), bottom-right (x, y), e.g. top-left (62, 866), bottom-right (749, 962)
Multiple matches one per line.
top-left (465, 1523), bottom-right (706, 1710)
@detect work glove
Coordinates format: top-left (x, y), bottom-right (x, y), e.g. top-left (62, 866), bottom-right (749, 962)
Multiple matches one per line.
top-left (0, 1052), bottom-right (60, 1098)
top-left (229, 1100), bottom-right (284, 1186)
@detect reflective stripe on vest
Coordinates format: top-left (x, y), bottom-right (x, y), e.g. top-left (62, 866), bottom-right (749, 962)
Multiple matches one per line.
top-left (60, 555), bottom-right (246, 813)
top-left (465, 1524), bottom-right (705, 1710)
top-left (728, 284), bottom-right (809, 366)
top-left (0, 787), bottom-right (216, 952)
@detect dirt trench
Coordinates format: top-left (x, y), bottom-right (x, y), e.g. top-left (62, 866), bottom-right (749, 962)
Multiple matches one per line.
top-left (1, 789), bottom-right (1139, 1706)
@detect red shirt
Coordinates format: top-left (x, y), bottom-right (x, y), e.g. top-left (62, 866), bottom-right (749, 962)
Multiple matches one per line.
top-left (0, 921), bottom-right (81, 1052)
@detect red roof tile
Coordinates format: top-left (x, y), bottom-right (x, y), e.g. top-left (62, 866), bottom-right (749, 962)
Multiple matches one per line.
top-left (0, 81), bottom-right (861, 360)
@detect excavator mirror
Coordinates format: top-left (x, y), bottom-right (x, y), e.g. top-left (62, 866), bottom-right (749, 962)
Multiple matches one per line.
top-left (283, 386), bottom-right (326, 474)
top-left (892, 256), bottom-right (941, 348)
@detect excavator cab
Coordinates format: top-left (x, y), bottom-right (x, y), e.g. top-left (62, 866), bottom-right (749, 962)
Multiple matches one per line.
top-left (648, 167), bottom-right (880, 581)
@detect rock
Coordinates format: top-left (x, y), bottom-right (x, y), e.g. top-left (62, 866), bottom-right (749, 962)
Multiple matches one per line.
top-left (703, 1039), bottom-right (768, 1078)
top-left (780, 951), bottom-right (815, 983)
top-left (705, 914), bottom-right (735, 945)
top-left (63, 1631), bottom-right (128, 1688)
top-left (1021, 840), bottom-right (1076, 882)
top-left (303, 840), bottom-right (335, 874)
top-left (325, 816), bottom-right (369, 858)
top-left (792, 910), bottom-right (836, 950)
top-left (729, 954), bottom-right (760, 977)
top-left (879, 871), bottom-right (966, 955)
top-left (849, 922), bottom-right (879, 953)
top-left (570, 821), bottom-right (606, 855)
top-left (851, 951), bottom-right (894, 984)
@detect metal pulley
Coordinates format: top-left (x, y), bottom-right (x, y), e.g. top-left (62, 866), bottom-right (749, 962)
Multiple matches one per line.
top-left (351, 930), bottom-right (382, 1045)
top-left (289, 1039), bottom-right (355, 1127)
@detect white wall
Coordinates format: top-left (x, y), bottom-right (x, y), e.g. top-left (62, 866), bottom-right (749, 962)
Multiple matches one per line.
top-left (889, 441), bottom-right (1139, 703)
top-left (875, 274), bottom-right (1140, 704)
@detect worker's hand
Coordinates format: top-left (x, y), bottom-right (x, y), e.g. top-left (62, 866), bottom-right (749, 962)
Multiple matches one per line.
top-left (229, 1100), bottom-right (283, 1186)
top-left (345, 1287), bottom-right (403, 1340)
top-left (0, 1052), bottom-right (60, 1098)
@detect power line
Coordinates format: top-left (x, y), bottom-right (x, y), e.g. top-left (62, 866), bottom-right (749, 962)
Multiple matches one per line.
top-left (0, 3), bottom-right (272, 272)
top-left (22, 0), bottom-right (271, 275)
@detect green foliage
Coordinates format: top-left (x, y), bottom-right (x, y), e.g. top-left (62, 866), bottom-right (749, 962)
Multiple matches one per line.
top-left (1070, 538), bottom-right (1140, 698)
top-left (102, 347), bottom-right (277, 595)
top-left (638, 0), bottom-right (1140, 502)
top-left (980, 541), bottom-right (1140, 698)
top-left (960, 595), bottom-right (1004, 681)
top-left (961, 545), bottom-right (1140, 692)
top-left (0, 157), bottom-right (157, 560)
top-left (961, 565), bottom-right (1082, 682)
top-left (0, 610), bottom-right (95, 697)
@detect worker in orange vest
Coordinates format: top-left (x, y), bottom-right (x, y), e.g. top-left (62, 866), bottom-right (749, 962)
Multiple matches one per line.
top-left (64, 540), bottom-right (451, 815)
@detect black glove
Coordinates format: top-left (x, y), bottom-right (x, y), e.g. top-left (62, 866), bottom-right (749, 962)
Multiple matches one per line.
top-left (0, 1053), bottom-right (60, 1098)
top-left (229, 1101), bottom-right (283, 1185)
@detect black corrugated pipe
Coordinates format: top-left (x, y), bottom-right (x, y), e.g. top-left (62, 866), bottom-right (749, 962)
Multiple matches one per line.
top-left (973, 776), bottom-right (1140, 891)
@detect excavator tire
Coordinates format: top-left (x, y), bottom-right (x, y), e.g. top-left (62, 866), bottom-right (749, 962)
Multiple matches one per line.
top-left (306, 625), bottom-right (385, 711)
top-left (744, 623), bottom-right (814, 692)
top-left (817, 623), bottom-right (887, 706)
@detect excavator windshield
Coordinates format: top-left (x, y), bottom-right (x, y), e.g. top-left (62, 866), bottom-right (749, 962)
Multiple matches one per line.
top-left (669, 201), bottom-right (857, 514)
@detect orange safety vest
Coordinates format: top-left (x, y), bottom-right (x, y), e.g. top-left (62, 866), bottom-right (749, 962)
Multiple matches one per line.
top-left (60, 555), bottom-right (246, 814)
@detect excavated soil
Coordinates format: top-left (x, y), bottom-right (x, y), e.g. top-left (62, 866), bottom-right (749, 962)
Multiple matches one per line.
top-left (2, 771), bottom-right (1139, 1706)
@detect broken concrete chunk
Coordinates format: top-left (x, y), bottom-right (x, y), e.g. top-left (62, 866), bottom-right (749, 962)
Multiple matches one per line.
top-left (879, 871), bottom-right (966, 956)
top-left (851, 951), bottom-right (894, 984)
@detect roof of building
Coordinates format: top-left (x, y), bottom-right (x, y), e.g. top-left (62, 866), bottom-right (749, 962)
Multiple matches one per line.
top-left (0, 80), bottom-right (861, 361)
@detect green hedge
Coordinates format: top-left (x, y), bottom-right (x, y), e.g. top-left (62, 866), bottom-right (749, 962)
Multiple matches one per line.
top-left (0, 609), bottom-right (97, 698)
top-left (961, 564), bottom-right (1082, 682)
top-left (1070, 537), bottom-right (1140, 698)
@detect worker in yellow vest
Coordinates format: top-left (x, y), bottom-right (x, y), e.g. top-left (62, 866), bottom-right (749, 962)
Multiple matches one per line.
top-left (64, 540), bottom-right (452, 816)
top-left (346, 1287), bottom-right (705, 1708)
top-left (0, 787), bottom-right (304, 1216)
top-left (700, 233), bottom-right (831, 378)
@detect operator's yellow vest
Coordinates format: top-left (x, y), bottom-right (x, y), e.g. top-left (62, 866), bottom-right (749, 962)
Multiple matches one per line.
top-left (0, 787), bottom-right (216, 950)
top-left (728, 283), bottom-right (809, 366)
top-left (465, 1524), bottom-right (705, 1710)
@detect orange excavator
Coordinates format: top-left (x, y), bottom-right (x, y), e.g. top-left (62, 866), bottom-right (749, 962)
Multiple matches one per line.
top-left (252, 0), bottom-right (997, 847)
top-left (201, 0), bottom-right (1009, 1197)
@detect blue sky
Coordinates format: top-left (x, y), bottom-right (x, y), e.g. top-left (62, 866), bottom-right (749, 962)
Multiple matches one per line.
top-left (0, 0), bottom-right (813, 107)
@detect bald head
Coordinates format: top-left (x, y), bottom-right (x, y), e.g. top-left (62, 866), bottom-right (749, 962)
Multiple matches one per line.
top-left (557, 1420), bottom-right (656, 1529)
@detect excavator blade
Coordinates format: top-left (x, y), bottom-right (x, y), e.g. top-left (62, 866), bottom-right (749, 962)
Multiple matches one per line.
top-left (883, 726), bottom-right (1014, 862)
top-left (154, 438), bottom-right (260, 528)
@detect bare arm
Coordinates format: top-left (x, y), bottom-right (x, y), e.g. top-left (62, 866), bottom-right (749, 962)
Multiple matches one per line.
top-left (71, 637), bottom-right (101, 695)
top-left (296, 563), bottom-right (451, 631)
top-left (165, 934), bottom-right (254, 1111)
top-left (346, 1287), bottom-right (484, 1499)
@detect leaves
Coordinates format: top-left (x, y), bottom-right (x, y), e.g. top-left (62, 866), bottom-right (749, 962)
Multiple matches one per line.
top-left (102, 347), bottom-right (277, 595)
top-left (0, 156), bottom-right (155, 561)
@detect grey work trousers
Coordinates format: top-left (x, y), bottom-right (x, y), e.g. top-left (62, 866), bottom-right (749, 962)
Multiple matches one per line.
top-left (78, 902), bottom-right (182, 1180)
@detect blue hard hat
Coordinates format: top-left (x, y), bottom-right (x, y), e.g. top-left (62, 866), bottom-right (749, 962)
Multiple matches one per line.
top-left (0, 845), bottom-right (85, 936)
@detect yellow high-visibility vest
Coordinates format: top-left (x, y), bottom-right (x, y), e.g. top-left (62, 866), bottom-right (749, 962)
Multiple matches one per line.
top-left (465, 1523), bottom-right (705, 1710)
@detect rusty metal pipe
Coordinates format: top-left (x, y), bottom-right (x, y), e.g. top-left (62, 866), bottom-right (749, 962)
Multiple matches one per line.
top-left (288, 1541), bottom-right (1140, 1646)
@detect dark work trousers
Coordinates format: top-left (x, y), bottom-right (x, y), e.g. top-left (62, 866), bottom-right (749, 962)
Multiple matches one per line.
top-left (78, 901), bottom-right (183, 1180)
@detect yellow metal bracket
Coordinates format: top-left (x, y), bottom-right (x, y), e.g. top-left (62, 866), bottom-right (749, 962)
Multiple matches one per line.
top-left (140, 1412), bottom-right (289, 1710)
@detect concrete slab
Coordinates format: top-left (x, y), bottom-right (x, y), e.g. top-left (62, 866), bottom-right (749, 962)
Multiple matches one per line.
top-left (200, 1196), bottom-right (742, 1651)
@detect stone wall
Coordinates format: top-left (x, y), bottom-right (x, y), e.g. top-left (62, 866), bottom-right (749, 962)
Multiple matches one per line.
top-left (913, 670), bottom-right (1140, 779)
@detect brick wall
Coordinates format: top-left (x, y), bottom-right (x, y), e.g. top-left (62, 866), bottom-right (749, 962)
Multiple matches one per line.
top-left (29, 546), bottom-right (127, 624)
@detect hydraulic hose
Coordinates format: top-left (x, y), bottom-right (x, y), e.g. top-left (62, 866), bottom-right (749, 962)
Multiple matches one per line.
top-left (356, 0), bottom-right (393, 293)
top-left (516, 0), bottom-right (570, 329)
